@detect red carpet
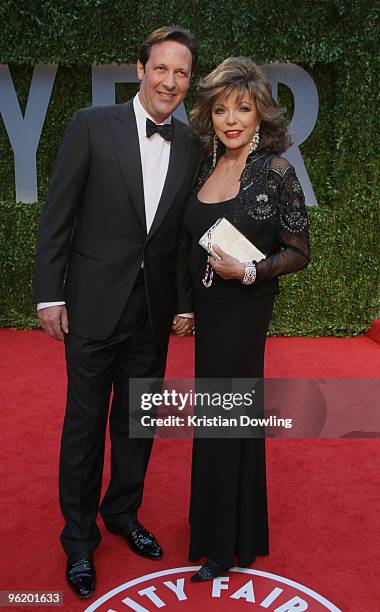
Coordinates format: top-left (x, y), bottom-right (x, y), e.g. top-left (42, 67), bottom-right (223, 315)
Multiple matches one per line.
top-left (0, 328), bottom-right (379, 611)
top-left (366, 319), bottom-right (380, 345)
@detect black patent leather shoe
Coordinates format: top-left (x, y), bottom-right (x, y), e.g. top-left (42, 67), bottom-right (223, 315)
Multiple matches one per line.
top-left (191, 560), bottom-right (230, 583)
top-left (66, 557), bottom-right (95, 598)
top-left (110, 521), bottom-right (163, 560)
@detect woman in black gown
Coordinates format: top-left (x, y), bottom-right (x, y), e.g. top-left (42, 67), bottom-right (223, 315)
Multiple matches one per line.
top-left (175, 57), bottom-right (310, 582)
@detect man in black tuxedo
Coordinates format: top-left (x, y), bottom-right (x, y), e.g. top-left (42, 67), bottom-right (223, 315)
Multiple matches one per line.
top-left (34, 26), bottom-right (200, 598)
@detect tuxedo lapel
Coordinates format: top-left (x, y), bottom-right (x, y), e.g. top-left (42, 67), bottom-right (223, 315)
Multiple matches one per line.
top-left (107, 101), bottom-right (147, 231)
top-left (146, 119), bottom-right (191, 241)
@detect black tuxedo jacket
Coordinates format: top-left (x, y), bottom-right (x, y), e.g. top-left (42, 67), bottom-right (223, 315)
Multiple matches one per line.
top-left (34, 100), bottom-right (202, 343)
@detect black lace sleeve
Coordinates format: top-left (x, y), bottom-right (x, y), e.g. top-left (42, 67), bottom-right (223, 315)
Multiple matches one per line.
top-left (255, 158), bottom-right (310, 284)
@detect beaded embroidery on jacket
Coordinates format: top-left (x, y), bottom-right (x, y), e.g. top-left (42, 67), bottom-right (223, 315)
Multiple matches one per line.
top-left (193, 149), bottom-right (309, 236)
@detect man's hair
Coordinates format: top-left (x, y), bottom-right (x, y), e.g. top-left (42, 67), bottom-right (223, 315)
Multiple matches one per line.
top-left (138, 25), bottom-right (198, 74)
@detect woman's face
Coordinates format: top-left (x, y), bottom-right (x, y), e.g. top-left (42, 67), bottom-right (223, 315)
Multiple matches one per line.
top-left (211, 90), bottom-right (260, 153)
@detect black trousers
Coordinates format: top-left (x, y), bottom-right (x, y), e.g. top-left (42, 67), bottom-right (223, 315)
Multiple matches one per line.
top-left (59, 273), bottom-right (168, 557)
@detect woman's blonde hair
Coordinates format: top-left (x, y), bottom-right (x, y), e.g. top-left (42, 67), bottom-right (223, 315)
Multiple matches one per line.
top-left (190, 57), bottom-right (291, 155)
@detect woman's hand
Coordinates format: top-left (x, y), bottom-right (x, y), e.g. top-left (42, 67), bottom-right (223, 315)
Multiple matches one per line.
top-left (172, 315), bottom-right (194, 337)
top-left (209, 244), bottom-right (245, 281)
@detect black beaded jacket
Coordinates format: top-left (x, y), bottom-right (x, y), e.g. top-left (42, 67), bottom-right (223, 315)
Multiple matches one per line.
top-left (177, 148), bottom-right (310, 311)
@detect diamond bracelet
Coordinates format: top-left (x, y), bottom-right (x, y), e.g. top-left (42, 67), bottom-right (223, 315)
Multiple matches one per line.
top-left (241, 261), bottom-right (257, 285)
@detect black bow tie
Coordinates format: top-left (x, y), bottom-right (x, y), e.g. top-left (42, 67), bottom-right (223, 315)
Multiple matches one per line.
top-left (146, 118), bottom-right (173, 142)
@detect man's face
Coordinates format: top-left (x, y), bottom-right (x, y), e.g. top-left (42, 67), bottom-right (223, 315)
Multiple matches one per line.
top-left (137, 40), bottom-right (192, 123)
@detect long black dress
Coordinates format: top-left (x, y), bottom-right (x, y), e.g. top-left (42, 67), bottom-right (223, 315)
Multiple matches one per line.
top-left (177, 149), bottom-right (310, 568)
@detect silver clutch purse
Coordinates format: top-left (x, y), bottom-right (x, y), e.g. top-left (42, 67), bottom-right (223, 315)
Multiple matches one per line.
top-left (199, 217), bottom-right (266, 263)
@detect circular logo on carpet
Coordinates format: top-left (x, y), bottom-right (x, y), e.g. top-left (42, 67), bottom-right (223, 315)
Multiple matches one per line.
top-left (83, 566), bottom-right (341, 611)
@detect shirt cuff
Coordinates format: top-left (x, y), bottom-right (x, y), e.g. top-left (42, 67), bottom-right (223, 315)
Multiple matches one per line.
top-left (37, 301), bottom-right (66, 311)
top-left (177, 312), bottom-right (194, 318)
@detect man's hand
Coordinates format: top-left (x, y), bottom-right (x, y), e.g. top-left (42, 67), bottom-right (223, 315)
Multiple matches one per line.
top-left (209, 244), bottom-right (245, 281)
top-left (172, 315), bottom-right (194, 338)
top-left (38, 305), bottom-right (69, 341)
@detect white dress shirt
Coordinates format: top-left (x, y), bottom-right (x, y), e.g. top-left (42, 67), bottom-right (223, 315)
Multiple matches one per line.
top-left (37, 94), bottom-right (193, 318)
top-left (133, 93), bottom-right (171, 233)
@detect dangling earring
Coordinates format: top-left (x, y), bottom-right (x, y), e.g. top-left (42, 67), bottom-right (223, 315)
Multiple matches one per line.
top-left (212, 134), bottom-right (218, 168)
top-left (248, 127), bottom-right (260, 154)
